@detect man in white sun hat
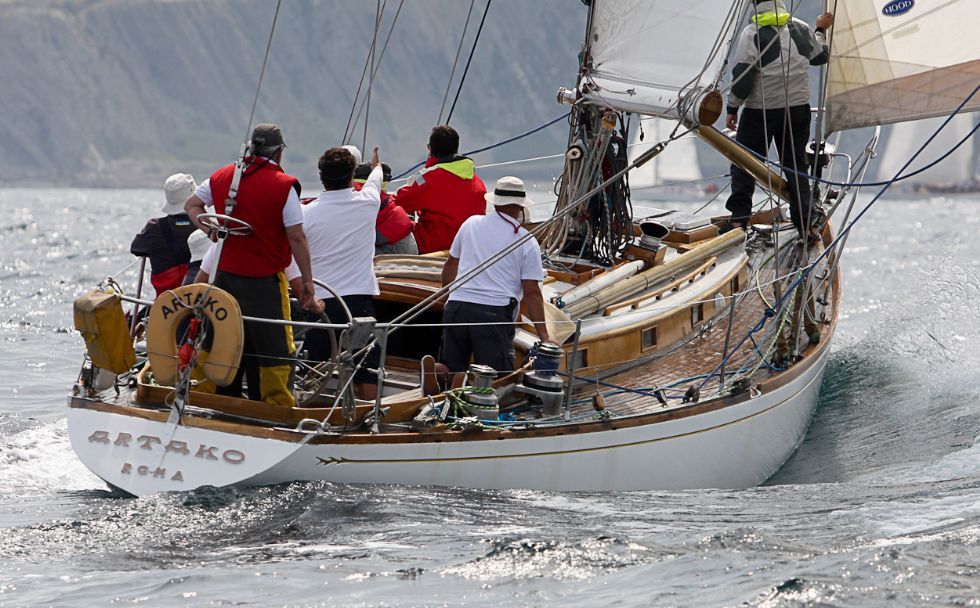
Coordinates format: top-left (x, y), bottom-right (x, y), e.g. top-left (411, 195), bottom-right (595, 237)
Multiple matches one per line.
top-left (425, 176), bottom-right (550, 388)
top-left (130, 172), bottom-right (198, 295)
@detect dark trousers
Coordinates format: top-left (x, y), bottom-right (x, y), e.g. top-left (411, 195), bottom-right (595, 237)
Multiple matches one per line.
top-left (439, 300), bottom-right (517, 375)
top-left (303, 294), bottom-right (380, 385)
top-left (726, 105), bottom-right (814, 232)
top-left (212, 271), bottom-right (296, 407)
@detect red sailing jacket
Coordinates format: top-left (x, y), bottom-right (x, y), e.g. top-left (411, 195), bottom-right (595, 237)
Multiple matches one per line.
top-left (208, 159), bottom-right (300, 277)
top-left (353, 181), bottom-right (414, 246)
top-left (393, 155), bottom-right (486, 254)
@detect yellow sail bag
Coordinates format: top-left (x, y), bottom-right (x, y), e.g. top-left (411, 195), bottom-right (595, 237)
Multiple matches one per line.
top-left (73, 289), bottom-right (137, 374)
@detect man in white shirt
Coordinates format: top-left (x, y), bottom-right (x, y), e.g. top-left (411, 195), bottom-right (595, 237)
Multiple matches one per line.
top-left (302, 145), bottom-right (384, 400)
top-left (436, 176), bottom-right (550, 381)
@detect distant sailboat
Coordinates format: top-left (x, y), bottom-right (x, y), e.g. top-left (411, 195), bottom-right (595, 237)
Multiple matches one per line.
top-left (628, 118), bottom-right (702, 194)
top-left (875, 113), bottom-right (979, 191)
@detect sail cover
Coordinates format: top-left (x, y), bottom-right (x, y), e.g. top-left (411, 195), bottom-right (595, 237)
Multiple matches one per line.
top-left (826, 0), bottom-right (980, 132)
top-left (581, 0), bottom-right (744, 120)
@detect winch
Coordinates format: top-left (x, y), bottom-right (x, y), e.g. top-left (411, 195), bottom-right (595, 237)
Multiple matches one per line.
top-left (512, 342), bottom-right (567, 416)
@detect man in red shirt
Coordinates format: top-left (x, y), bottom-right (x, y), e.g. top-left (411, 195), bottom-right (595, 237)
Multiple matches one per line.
top-left (393, 125), bottom-right (486, 254)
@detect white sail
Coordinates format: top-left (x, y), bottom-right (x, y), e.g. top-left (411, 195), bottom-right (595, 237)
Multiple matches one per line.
top-left (581, 0), bottom-right (745, 120)
top-left (875, 113), bottom-right (977, 184)
top-left (826, 0), bottom-right (980, 132)
top-left (629, 119), bottom-right (702, 189)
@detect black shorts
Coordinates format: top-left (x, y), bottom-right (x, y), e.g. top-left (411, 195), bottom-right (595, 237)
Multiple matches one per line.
top-left (439, 300), bottom-right (517, 375)
top-left (302, 294), bottom-right (380, 385)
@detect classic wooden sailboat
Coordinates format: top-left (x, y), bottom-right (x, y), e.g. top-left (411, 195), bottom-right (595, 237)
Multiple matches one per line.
top-left (67, 0), bottom-right (978, 496)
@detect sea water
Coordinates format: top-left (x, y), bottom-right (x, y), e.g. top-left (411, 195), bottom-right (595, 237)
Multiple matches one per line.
top-left (1, 188), bottom-right (979, 606)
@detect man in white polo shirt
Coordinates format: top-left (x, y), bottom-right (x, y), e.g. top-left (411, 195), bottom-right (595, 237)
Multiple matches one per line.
top-left (437, 176), bottom-right (550, 380)
top-left (301, 145), bottom-right (384, 400)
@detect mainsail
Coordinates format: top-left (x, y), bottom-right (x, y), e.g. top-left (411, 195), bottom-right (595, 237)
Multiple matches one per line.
top-left (826, 0), bottom-right (980, 133)
top-left (581, 0), bottom-right (744, 120)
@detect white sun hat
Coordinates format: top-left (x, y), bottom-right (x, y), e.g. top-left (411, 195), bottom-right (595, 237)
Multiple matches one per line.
top-left (484, 176), bottom-right (534, 208)
top-left (342, 145), bottom-right (363, 165)
top-left (186, 230), bottom-right (211, 263)
top-left (161, 173), bottom-right (196, 215)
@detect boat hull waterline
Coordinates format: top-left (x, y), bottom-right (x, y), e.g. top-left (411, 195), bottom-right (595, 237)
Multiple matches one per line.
top-left (68, 347), bottom-right (829, 496)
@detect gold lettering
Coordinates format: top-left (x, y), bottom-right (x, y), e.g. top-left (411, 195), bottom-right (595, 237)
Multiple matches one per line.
top-left (137, 435), bottom-right (162, 450)
top-left (121, 463), bottom-right (132, 474)
top-left (137, 465), bottom-right (149, 476)
top-left (88, 430), bottom-right (111, 444)
top-left (113, 433), bottom-right (132, 447)
top-left (171, 470), bottom-right (184, 482)
top-left (195, 445), bottom-right (219, 460)
top-left (222, 449), bottom-right (246, 464)
top-left (164, 440), bottom-right (190, 455)
top-left (152, 467), bottom-right (166, 478)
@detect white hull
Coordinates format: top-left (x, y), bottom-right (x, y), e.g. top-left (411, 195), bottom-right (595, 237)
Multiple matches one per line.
top-left (68, 347), bottom-right (829, 495)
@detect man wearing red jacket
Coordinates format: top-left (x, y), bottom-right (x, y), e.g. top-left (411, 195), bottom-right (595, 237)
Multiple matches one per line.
top-left (393, 125), bottom-right (486, 254)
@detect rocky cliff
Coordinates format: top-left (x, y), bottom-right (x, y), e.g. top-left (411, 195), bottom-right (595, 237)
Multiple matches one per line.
top-left (0, 0), bottom-right (586, 188)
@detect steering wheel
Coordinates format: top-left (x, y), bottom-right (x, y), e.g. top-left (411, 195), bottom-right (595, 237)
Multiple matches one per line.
top-left (196, 212), bottom-right (253, 237)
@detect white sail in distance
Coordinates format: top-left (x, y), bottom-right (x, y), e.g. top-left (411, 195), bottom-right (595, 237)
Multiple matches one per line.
top-left (581, 0), bottom-right (745, 121)
top-left (875, 113), bottom-right (978, 184)
top-left (629, 119), bottom-right (702, 190)
top-left (826, 0), bottom-right (980, 133)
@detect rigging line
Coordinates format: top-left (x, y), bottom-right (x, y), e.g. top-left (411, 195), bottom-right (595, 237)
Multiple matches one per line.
top-left (346, 0), bottom-right (406, 144)
top-left (731, 120), bottom-right (980, 188)
top-left (242, 0), bottom-right (284, 145)
top-left (438, 0), bottom-right (477, 125)
top-left (445, 0), bottom-right (492, 125)
top-left (698, 86), bottom-right (980, 393)
top-left (391, 111), bottom-right (570, 180)
top-left (363, 0), bottom-right (383, 152)
top-left (343, 0), bottom-right (388, 144)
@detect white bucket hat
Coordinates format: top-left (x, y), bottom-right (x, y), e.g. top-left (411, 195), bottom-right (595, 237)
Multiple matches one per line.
top-left (162, 173), bottom-right (196, 215)
top-left (186, 230), bottom-right (211, 263)
top-left (485, 176), bottom-right (534, 208)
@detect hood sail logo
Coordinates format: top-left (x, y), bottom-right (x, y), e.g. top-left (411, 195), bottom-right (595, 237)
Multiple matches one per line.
top-left (882, 0), bottom-right (914, 16)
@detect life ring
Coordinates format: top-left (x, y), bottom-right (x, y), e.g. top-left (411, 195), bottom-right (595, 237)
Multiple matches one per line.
top-left (146, 284), bottom-right (243, 387)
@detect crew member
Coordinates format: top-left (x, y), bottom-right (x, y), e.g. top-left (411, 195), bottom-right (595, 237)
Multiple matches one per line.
top-left (130, 173), bottom-right (198, 295)
top-left (352, 162), bottom-right (417, 255)
top-left (394, 125), bottom-right (486, 254)
top-left (185, 123), bottom-right (316, 407)
top-left (431, 176), bottom-right (549, 388)
top-left (723, 1), bottom-right (833, 239)
top-left (302, 146), bottom-right (386, 400)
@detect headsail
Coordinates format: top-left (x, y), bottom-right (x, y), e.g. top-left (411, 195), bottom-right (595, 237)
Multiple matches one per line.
top-left (826, 0), bottom-right (980, 133)
top-left (581, 0), bottom-right (744, 121)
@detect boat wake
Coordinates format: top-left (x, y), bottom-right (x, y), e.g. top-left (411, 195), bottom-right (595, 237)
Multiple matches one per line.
top-left (0, 415), bottom-right (102, 495)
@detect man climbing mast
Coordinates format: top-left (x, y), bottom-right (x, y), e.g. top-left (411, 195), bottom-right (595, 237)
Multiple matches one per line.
top-left (184, 123), bottom-right (316, 407)
top-left (723, 0), bottom-right (833, 240)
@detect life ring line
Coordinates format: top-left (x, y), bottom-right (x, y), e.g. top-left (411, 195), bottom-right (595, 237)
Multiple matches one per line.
top-left (146, 284), bottom-right (244, 387)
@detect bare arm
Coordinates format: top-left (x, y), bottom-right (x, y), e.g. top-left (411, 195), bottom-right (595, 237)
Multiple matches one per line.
top-left (286, 224), bottom-right (316, 309)
top-left (521, 279), bottom-right (550, 343)
top-left (185, 194), bottom-right (209, 231)
top-left (441, 255), bottom-right (459, 287)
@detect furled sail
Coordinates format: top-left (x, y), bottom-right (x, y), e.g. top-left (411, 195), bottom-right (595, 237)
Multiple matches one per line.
top-left (581, 0), bottom-right (745, 121)
top-left (826, 0), bottom-right (980, 133)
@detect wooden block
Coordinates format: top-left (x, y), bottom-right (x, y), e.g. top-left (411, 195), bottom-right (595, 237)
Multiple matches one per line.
top-left (662, 224), bottom-right (720, 244)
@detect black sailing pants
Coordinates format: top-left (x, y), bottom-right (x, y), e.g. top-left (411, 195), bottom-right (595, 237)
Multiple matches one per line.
top-left (725, 105), bottom-right (814, 233)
